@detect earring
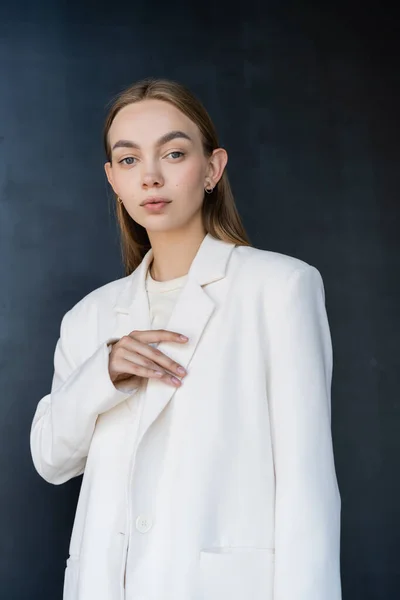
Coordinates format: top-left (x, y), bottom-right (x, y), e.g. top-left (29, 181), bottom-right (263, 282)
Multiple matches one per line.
top-left (205, 182), bottom-right (214, 194)
top-left (117, 196), bottom-right (123, 204)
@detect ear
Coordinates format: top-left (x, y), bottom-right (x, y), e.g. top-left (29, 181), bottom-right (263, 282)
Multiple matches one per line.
top-left (104, 161), bottom-right (118, 194)
top-left (206, 148), bottom-right (228, 188)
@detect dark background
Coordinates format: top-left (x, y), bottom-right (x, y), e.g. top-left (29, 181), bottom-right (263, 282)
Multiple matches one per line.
top-left (1, 1), bottom-right (399, 598)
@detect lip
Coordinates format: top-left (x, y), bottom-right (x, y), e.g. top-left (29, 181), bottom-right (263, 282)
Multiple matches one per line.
top-left (141, 197), bottom-right (172, 206)
top-left (141, 197), bottom-right (172, 213)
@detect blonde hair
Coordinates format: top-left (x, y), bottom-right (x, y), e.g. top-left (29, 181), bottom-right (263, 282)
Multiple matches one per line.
top-left (103, 78), bottom-right (252, 275)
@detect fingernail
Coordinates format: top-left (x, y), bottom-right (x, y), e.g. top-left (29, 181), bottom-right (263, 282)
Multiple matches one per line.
top-left (177, 366), bottom-right (186, 375)
top-left (171, 376), bottom-right (181, 385)
top-left (180, 335), bottom-right (188, 341)
top-left (155, 371), bottom-right (163, 377)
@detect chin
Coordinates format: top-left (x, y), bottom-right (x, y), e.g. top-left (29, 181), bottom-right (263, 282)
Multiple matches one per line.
top-left (142, 219), bottom-right (179, 233)
top-left (145, 215), bottom-right (198, 235)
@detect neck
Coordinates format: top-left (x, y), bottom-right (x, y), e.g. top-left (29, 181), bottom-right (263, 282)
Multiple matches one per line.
top-left (147, 222), bottom-right (206, 282)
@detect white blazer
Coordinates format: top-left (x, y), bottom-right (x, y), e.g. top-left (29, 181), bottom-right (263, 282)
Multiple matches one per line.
top-left (30, 233), bottom-right (341, 600)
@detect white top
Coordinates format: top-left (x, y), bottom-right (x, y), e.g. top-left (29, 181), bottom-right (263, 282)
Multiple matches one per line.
top-left (145, 267), bottom-right (188, 329)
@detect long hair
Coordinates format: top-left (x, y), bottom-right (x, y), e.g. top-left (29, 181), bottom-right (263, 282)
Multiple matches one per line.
top-left (103, 78), bottom-right (252, 275)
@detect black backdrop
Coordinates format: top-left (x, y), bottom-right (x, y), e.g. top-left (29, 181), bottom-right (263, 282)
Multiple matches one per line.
top-left (1, 2), bottom-right (399, 598)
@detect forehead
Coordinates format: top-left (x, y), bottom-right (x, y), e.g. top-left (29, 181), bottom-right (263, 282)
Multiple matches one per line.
top-left (108, 99), bottom-right (200, 145)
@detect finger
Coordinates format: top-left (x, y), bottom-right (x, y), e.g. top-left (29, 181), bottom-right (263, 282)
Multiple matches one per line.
top-left (146, 346), bottom-right (187, 379)
top-left (128, 329), bottom-right (189, 344)
top-left (118, 338), bottom-right (188, 379)
top-left (120, 350), bottom-right (165, 374)
top-left (118, 358), bottom-right (182, 387)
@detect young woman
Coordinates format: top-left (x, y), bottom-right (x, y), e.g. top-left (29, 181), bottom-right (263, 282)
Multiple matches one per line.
top-left (30, 78), bottom-right (341, 600)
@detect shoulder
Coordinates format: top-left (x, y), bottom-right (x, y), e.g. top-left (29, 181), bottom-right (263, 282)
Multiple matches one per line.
top-left (233, 245), bottom-right (319, 280)
top-left (231, 245), bottom-right (325, 301)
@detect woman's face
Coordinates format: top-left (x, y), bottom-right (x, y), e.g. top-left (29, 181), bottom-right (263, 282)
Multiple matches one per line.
top-left (104, 99), bottom-right (227, 234)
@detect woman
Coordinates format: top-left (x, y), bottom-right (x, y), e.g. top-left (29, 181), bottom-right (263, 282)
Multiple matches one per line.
top-left (30, 78), bottom-right (341, 600)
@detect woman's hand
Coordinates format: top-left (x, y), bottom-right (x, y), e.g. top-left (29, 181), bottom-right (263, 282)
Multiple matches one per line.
top-left (108, 329), bottom-right (189, 390)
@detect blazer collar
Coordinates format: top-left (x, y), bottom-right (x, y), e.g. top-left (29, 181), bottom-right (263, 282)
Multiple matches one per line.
top-left (113, 232), bottom-right (236, 314)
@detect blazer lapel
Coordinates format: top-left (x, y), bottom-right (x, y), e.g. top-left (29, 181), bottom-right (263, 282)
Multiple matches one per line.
top-left (112, 233), bottom-right (236, 441)
top-left (112, 246), bottom-right (153, 334)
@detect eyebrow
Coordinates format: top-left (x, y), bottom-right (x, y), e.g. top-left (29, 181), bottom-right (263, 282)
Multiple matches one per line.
top-left (111, 130), bottom-right (193, 152)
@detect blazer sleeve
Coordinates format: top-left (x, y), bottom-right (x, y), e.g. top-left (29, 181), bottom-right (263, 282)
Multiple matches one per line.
top-left (267, 265), bottom-right (342, 600)
top-left (30, 307), bottom-right (136, 485)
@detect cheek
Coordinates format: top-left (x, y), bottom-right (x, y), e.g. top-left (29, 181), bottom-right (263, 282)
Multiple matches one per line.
top-left (173, 161), bottom-right (205, 190)
top-left (111, 168), bottom-right (131, 192)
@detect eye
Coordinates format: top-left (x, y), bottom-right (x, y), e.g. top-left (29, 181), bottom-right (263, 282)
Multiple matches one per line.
top-left (165, 151), bottom-right (184, 160)
top-left (118, 157), bottom-right (137, 166)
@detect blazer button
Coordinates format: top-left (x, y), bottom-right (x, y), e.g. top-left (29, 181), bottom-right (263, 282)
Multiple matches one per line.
top-left (135, 515), bottom-right (153, 533)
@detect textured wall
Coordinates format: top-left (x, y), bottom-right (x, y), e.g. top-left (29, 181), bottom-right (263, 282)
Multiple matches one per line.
top-left (0, 2), bottom-right (398, 598)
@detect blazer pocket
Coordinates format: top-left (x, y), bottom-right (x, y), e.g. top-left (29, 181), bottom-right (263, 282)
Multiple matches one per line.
top-left (199, 547), bottom-right (274, 600)
top-left (63, 555), bottom-right (80, 600)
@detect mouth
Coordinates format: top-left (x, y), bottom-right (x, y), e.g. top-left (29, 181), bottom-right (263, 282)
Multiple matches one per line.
top-left (141, 197), bottom-right (171, 207)
top-left (141, 198), bottom-right (171, 213)
top-left (141, 197), bottom-right (172, 212)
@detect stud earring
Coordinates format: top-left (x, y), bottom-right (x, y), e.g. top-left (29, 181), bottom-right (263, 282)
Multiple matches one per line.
top-left (204, 182), bottom-right (214, 194)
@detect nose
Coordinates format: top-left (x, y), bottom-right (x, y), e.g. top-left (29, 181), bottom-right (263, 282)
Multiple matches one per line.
top-left (141, 163), bottom-right (164, 189)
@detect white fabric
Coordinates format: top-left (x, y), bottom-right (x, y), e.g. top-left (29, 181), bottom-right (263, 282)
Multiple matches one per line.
top-left (30, 233), bottom-right (342, 600)
top-left (124, 268), bottom-right (188, 597)
top-left (145, 267), bottom-right (188, 329)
